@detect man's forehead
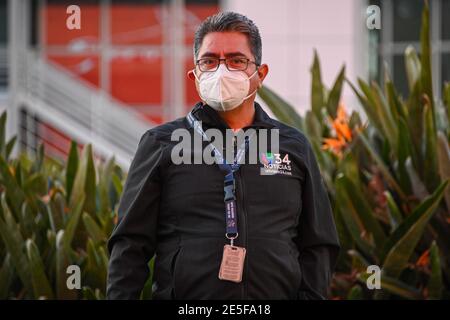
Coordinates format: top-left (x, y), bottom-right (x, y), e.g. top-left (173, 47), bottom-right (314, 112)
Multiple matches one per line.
top-left (198, 32), bottom-right (253, 58)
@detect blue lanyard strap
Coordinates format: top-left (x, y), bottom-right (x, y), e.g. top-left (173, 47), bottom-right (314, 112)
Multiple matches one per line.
top-left (186, 111), bottom-right (254, 243)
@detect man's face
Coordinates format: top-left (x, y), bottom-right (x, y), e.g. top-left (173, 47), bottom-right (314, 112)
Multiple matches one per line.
top-left (188, 31), bottom-right (268, 97)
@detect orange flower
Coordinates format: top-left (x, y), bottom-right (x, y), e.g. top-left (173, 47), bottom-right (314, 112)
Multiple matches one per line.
top-left (322, 103), bottom-right (353, 157)
top-left (416, 249), bottom-right (430, 268)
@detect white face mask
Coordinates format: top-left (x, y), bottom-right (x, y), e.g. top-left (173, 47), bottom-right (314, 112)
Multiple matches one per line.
top-left (194, 64), bottom-right (259, 112)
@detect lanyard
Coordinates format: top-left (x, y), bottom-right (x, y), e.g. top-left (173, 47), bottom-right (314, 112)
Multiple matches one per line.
top-left (186, 111), bottom-right (254, 246)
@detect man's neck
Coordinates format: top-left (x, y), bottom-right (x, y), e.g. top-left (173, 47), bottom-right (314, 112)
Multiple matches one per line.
top-left (217, 100), bottom-right (255, 131)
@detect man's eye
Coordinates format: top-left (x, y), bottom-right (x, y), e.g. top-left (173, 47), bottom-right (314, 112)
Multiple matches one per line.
top-left (230, 58), bottom-right (246, 65)
top-left (202, 59), bottom-right (216, 65)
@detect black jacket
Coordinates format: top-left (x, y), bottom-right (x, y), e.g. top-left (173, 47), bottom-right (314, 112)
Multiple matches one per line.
top-left (107, 102), bottom-right (340, 300)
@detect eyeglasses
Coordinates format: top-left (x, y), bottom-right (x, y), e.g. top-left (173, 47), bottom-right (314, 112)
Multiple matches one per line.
top-left (196, 57), bottom-right (259, 72)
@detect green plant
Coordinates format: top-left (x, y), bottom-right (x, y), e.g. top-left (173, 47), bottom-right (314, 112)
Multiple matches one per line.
top-left (258, 2), bottom-right (449, 300)
top-left (0, 112), bottom-right (125, 299)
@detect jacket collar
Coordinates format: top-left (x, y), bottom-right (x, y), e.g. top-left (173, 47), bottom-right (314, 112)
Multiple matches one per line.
top-left (189, 101), bottom-right (276, 130)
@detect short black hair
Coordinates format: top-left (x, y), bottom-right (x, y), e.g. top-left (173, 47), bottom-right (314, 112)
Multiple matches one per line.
top-left (193, 12), bottom-right (262, 65)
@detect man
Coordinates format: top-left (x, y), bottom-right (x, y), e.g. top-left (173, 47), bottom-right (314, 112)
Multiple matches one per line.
top-left (107, 11), bottom-right (340, 300)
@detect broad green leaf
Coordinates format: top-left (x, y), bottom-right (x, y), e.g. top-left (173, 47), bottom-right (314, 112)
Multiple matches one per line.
top-left (347, 78), bottom-right (385, 139)
top-left (69, 144), bottom-right (96, 215)
top-left (444, 82), bottom-right (450, 121)
top-left (26, 239), bottom-right (54, 299)
top-left (55, 230), bottom-right (77, 299)
top-left (384, 191), bottom-right (403, 231)
top-left (371, 82), bottom-right (398, 151)
top-left (258, 85), bottom-right (304, 130)
top-left (396, 118), bottom-right (413, 193)
top-left (419, 1), bottom-right (434, 118)
top-left (5, 137), bottom-right (16, 161)
top-left (0, 154), bottom-right (27, 217)
top-left (66, 141), bottom-right (79, 203)
top-left (304, 110), bottom-right (322, 141)
top-left (382, 180), bottom-right (449, 278)
top-left (405, 157), bottom-right (429, 200)
top-left (311, 50), bottom-right (326, 119)
top-left (357, 272), bottom-right (422, 300)
top-left (82, 212), bottom-right (106, 244)
top-left (427, 241), bottom-right (442, 299)
top-left (337, 174), bottom-right (386, 250)
top-left (63, 194), bottom-right (85, 253)
top-left (0, 254), bottom-right (14, 298)
top-left (422, 100), bottom-right (439, 191)
top-left (0, 195), bottom-right (32, 294)
top-left (335, 175), bottom-right (375, 258)
top-left (111, 172), bottom-right (123, 201)
top-left (404, 46), bottom-right (421, 92)
top-left (0, 112), bottom-right (6, 156)
top-left (358, 132), bottom-right (407, 201)
top-left (436, 132), bottom-right (450, 210)
top-left (327, 65), bottom-right (345, 118)
top-left (347, 285), bottom-right (364, 300)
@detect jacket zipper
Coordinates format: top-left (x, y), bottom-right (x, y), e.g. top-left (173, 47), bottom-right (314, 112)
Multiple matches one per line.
top-left (234, 135), bottom-right (248, 299)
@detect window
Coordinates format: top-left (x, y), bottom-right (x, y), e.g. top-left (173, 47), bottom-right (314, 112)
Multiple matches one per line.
top-left (372, 0), bottom-right (450, 100)
top-left (41, 0), bottom-right (219, 124)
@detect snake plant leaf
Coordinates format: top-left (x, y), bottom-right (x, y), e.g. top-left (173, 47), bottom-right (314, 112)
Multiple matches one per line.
top-left (327, 65), bottom-right (345, 118)
top-left (258, 85), bottom-right (304, 130)
top-left (98, 157), bottom-right (116, 223)
top-left (0, 154), bottom-right (27, 217)
top-left (348, 78), bottom-right (385, 141)
top-left (63, 194), bottom-right (85, 253)
top-left (55, 230), bottom-right (77, 299)
top-left (358, 132), bottom-right (407, 201)
top-left (347, 249), bottom-right (370, 271)
top-left (0, 194), bottom-right (33, 294)
top-left (69, 144), bottom-right (96, 215)
top-left (427, 241), bottom-right (442, 299)
top-left (0, 112), bottom-right (7, 158)
top-left (371, 82), bottom-right (398, 151)
top-left (82, 212), bottom-right (106, 244)
top-left (335, 174), bottom-right (375, 258)
top-left (382, 180), bottom-right (449, 278)
top-left (347, 285), bottom-right (364, 300)
top-left (0, 254), bottom-right (14, 299)
top-left (337, 174), bottom-right (386, 250)
top-left (444, 82), bottom-right (450, 122)
top-left (66, 141), bottom-right (79, 203)
top-left (311, 50), bottom-right (326, 119)
top-left (357, 272), bottom-right (422, 300)
top-left (405, 157), bottom-right (429, 200)
top-left (26, 239), bottom-right (54, 299)
top-left (404, 46), bottom-right (421, 92)
top-left (111, 172), bottom-right (123, 201)
top-left (407, 80), bottom-right (424, 169)
top-left (419, 1), bottom-right (434, 118)
top-left (436, 132), bottom-right (450, 210)
top-left (423, 100), bottom-right (439, 191)
top-left (5, 137), bottom-right (16, 161)
top-left (384, 191), bottom-right (403, 231)
top-left (396, 118), bottom-right (413, 193)
top-left (385, 77), bottom-right (408, 123)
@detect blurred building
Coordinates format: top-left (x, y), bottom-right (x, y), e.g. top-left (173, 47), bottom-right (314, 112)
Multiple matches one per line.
top-left (0, 0), bottom-right (448, 168)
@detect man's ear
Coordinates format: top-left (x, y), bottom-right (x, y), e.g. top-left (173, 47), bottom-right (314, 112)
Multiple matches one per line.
top-left (187, 69), bottom-right (196, 81)
top-left (257, 64), bottom-right (269, 86)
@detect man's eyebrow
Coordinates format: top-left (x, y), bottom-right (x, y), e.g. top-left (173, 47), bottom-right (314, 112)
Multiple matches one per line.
top-left (199, 52), bottom-right (220, 58)
top-left (224, 52), bottom-right (248, 58)
top-left (199, 52), bottom-right (249, 59)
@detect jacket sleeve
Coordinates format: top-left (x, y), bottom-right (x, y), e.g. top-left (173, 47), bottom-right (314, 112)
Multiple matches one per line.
top-left (106, 130), bottom-right (162, 299)
top-left (295, 138), bottom-right (340, 300)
